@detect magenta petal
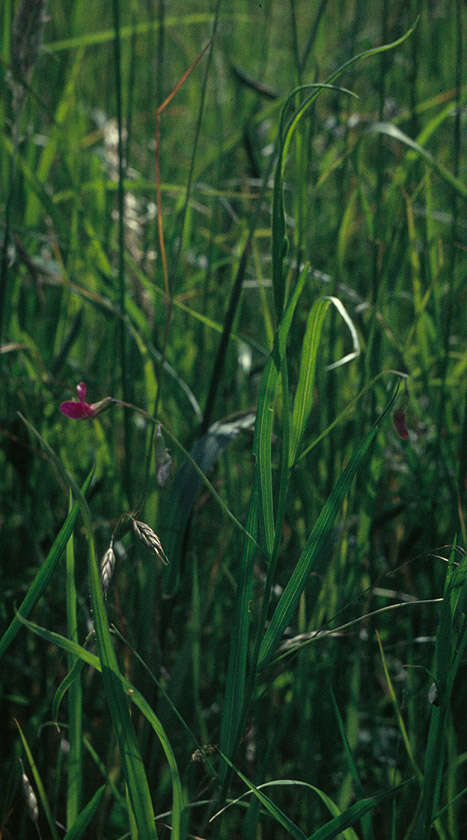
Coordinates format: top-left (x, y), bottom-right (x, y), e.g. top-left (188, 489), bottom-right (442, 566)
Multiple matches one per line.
top-left (60, 400), bottom-right (94, 419)
top-left (76, 381), bottom-right (87, 402)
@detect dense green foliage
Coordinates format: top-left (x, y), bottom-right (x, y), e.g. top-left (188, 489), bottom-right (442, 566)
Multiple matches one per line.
top-left (1, 1), bottom-right (466, 838)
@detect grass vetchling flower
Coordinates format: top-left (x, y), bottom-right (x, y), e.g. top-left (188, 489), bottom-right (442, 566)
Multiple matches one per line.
top-left (60, 382), bottom-right (112, 420)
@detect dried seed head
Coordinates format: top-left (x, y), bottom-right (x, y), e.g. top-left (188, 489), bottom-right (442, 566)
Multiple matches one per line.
top-left (132, 519), bottom-right (169, 565)
top-left (19, 761), bottom-right (39, 824)
top-left (100, 541), bottom-right (116, 597)
top-left (191, 744), bottom-right (217, 762)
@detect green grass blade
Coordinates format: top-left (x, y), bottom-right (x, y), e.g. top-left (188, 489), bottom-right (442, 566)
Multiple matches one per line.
top-left (367, 122), bottom-right (467, 199)
top-left (297, 370), bottom-right (408, 462)
top-left (289, 299), bottom-right (331, 467)
top-left (376, 632), bottom-right (422, 783)
top-left (87, 528), bottom-right (159, 838)
top-left (258, 384), bottom-right (399, 667)
top-left (271, 20), bottom-right (417, 318)
top-left (415, 541), bottom-right (467, 838)
top-left (63, 785), bottom-right (105, 840)
top-left (0, 468), bottom-right (93, 661)
top-left (52, 657), bottom-right (86, 723)
top-left (272, 86), bottom-right (356, 318)
top-left (330, 688), bottom-right (375, 840)
top-left (255, 264), bottom-right (308, 557)
top-left (307, 788), bottom-right (401, 840)
top-left (219, 481), bottom-right (258, 779)
top-left (323, 19), bottom-right (419, 87)
top-left (65, 491), bottom-right (83, 827)
top-left (212, 779), bottom-right (359, 840)
top-left (25, 49), bottom-right (83, 227)
top-left (44, 13), bottom-right (250, 52)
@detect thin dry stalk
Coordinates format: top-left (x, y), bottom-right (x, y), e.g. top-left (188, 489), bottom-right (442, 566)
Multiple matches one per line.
top-left (154, 40), bottom-right (211, 299)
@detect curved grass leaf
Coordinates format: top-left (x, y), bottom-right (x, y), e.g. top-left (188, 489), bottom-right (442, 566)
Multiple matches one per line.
top-left (271, 20), bottom-right (418, 318)
top-left (307, 788), bottom-right (399, 840)
top-left (258, 384), bottom-right (399, 667)
top-left (297, 369), bottom-right (408, 462)
top-left (0, 467), bottom-right (93, 661)
top-left (367, 122), bottom-right (467, 200)
top-left (63, 785), bottom-right (105, 840)
top-left (65, 492), bottom-right (83, 827)
top-left (214, 779), bottom-right (358, 840)
top-left (272, 84), bottom-right (357, 318)
top-left (52, 656), bottom-right (86, 723)
top-left (289, 295), bottom-right (360, 466)
top-left (211, 779), bottom-right (359, 840)
top-left (217, 751), bottom-right (307, 840)
top-left (45, 13), bottom-right (250, 52)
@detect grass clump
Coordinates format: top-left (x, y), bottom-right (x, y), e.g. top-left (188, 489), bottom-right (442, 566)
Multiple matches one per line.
top-left (0, 1), bottom-right (465, 838)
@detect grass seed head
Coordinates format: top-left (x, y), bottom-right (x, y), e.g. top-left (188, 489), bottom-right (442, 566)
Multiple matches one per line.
top-left (19, 761), bottom-right (39, 824)
top-left (155, 424), bottom-right (172, 487)
top-left (100, 541), bottom-right (116, 597)
top-left (132, 519), bottom-right (169, 565)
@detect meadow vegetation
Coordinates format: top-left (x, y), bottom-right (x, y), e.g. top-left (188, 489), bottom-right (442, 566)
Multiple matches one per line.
top-left (0, 1), bottom-right (466, 837)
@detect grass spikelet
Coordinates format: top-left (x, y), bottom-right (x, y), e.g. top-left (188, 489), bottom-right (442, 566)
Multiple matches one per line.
top-left (19, 759), bottom-right (39, 827)
top-left (132, 519), bottom-right (169, 566)
top-left (155, 424), bottom-right (172, 487)
top-left (100, 540), bottom-right (116, 598)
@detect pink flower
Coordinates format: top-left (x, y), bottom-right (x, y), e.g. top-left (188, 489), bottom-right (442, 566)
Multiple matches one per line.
top-left (392, 408), bottom-right (409, 440)
top-left (60, 382), bottom-right (112, 420)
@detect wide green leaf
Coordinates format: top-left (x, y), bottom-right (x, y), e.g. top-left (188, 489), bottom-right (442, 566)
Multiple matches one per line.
top-left (289, 298), bottom-right (330, 466)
